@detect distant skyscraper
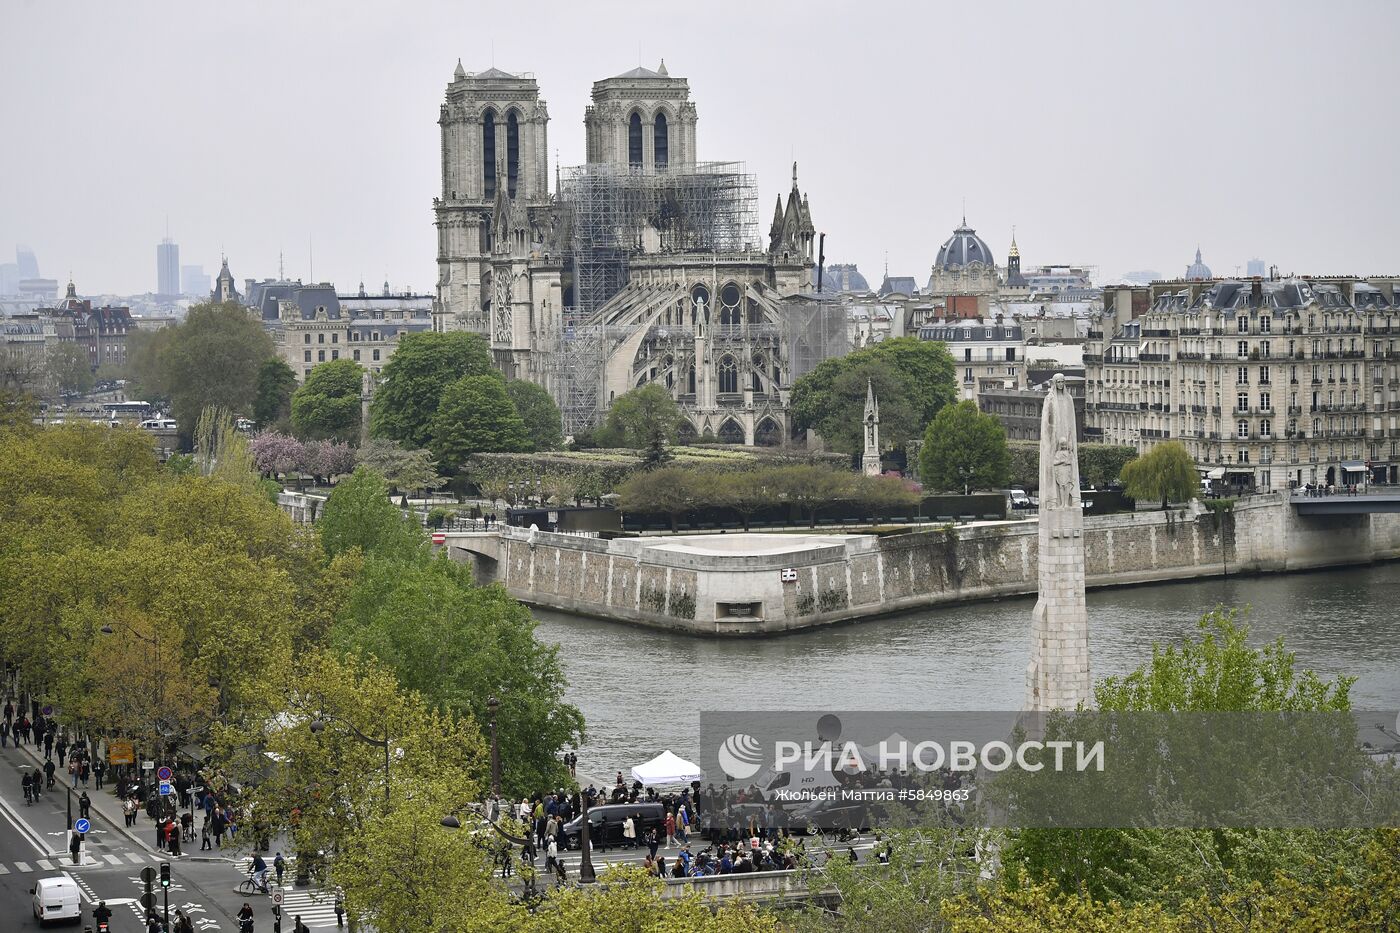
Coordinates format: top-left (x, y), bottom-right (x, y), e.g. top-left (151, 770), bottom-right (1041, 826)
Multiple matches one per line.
top-left (157, 238), bottom-right (180, 297)
top-left (181, 264), bottom-right (210, 297)
top-left (15, 245), bottom-right (39, 280)
top-left (1246, 258), bottom-right (1265, 277)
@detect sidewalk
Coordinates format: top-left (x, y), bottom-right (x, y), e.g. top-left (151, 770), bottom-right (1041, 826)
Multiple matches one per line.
top-left (9, 737), bottom-right (237, 864)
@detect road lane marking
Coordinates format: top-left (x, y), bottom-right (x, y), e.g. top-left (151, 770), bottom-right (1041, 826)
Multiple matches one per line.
top-left (103, 853), bottom-right (123, 865)
top-left (15, 861), bottom-right (30, 872)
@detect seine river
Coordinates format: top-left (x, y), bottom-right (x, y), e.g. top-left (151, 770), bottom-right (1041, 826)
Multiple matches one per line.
top-left (531, 562), bottom-right (1400, 775)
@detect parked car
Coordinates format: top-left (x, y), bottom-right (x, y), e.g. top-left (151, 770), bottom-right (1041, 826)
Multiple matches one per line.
top-left (561, 801), bottom-right (667, 849)
top-left (1008, 488), bottom-right (1032, 509)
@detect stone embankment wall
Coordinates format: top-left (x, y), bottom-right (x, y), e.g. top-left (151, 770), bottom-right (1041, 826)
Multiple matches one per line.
top-left (447, 494), bottom-right (1400, 635)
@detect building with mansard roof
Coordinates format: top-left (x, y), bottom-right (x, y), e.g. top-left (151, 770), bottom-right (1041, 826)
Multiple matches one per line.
top-left (1085, 275), bottom-right (1400, 492)
top-left (431, 60), bottom-right (844, 444)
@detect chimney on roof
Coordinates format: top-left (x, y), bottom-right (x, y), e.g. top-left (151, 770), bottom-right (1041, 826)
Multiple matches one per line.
top-left (1251, 278), bottom-right (1262, 304)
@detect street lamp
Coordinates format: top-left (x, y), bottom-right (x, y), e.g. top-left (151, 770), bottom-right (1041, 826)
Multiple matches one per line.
top-left (309, 716), bottom-right (392, 806)
top-left (486, 696), bottom-right (501, 800)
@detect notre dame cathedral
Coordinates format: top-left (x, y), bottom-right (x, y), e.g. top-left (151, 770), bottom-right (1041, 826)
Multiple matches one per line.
top-left (432, 60), bottom-right (842, 445)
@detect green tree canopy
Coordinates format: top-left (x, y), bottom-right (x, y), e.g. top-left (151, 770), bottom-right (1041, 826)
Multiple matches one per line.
top-left (773, 464), bottom-right (856, 527)
top-left (1121, 441), bottom-right (1197, 507)
top-left (291, 358), bottom-right (364, 442)
top-left (253, 357), bottom-right (297, 429)
top-left (919, 400), bottom-right (1011, 494)
top-left (370, 331), bottom-right (494, 448)
top-left (333, 556), bottom-right (584, 797)
top-left (317, 465), bottom-right (426, 561)
top-left (616, 466), bottom-right (700, 532)
top-left (157, 302), bottom-right (276, 433)
top-left (357, 439), bottom-right (445, 497)
top-left (430, 374), bottom-right (532, 472)
top-left (597, 384), bottom-right (684, 451)
top-left (125, 327), bottom-right (174, 403)
top-left (816, 362), bottom-right (922, 456)
top-left (45, 342), bottom-right (94, 395)
top-left (504, 378), bottom-right (563, 451)
top-left (792, 337), bottom-right (957, 445)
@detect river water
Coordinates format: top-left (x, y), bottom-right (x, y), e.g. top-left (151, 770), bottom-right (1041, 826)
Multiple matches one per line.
top-left (531, 562), bottom-right (1400, 776)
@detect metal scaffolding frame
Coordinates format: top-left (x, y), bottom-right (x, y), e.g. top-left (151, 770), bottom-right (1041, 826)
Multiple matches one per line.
top-left (551, 161), bottom-right (762, 433)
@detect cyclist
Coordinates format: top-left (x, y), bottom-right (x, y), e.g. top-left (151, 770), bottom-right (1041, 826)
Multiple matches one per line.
top-left (250, 852), bottom-right (269, 892)
top-left (22, 771), bottom-right (33, 804)
top-left (93, 900), bottom-right (113, 931)
top-left (237, 902), bottom-right (255, 932)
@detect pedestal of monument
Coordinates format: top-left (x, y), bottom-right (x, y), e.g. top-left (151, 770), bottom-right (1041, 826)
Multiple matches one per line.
top-left (1026, 505), bottom-right (1092, 711)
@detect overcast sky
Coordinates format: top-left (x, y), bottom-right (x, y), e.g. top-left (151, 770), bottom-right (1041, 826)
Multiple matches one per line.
top-left (3, 0), bottom-right (1397, 296)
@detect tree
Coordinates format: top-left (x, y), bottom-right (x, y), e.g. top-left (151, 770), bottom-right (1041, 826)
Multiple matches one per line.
top-left (796, 359), bottom-right (921, 457)
top-left (773, 464), bottom-right (855, 528)
top-left (333, 557), bottom-right (584, 797)
top-left (1121, 441), bottom-right (1197, 508)
top-left (505, 379), bottom-right (564, 451)
top-left (599, 384), bottom-right (684, 451)
top-left (1, 345), bottom-right (44, 393)
top-left (157, 302), bottom-right (276, 433)
top-left (1006, 609), bottom-right (1363, 907)
top-left (193, 406), bottom-right (261, 496)
top-left (707, 470), bottom-right (777, 532)
top-left (357, 439), bottom-right (445, 501)
top-left (616, 466), bottom-right (698, 532)
top-left (291, 358), bottom-right (364, 443)
top-left (250, 432), bottom-right (305, 477)
top-left (1078, 444), bottom-right (1137, 489)
top-left (919, 400), bottom-right (1011, 494)
top-left (370, 331), bottom-right (494, 448)
top-left (851, 474), bottom-right (921, 518)
top-left (430, 374), bottom-right (531, 472)
top-left (317, 466), bottom-right (426, 561)
top-left (45, 342), bottom-right (94, 395)
top-left (125, 327), bottom-right (173, 404)
top-left (792, 337), bottom-right (957, 443)
top-left (300, 438), bottom-right (357, 484)
top-left (253, 357), bottom-right (297, 429)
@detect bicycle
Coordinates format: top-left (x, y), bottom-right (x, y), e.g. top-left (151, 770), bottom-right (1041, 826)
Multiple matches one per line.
top-left (237, 871), bottom-right (271, 896)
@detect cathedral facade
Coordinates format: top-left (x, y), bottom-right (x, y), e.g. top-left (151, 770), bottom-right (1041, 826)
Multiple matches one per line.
top-left (433, 61), bottom-right (829, 444)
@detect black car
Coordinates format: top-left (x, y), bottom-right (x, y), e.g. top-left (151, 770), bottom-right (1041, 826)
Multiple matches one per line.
top-left (560, 802), bottom-right (667, 849)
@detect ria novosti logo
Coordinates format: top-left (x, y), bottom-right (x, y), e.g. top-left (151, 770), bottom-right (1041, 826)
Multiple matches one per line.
top-left (717, 733), bottom-right (764, 780)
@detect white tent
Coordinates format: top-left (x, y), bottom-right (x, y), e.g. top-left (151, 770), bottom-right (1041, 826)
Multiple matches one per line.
top-left (630, 750), bottom-right (704, 786)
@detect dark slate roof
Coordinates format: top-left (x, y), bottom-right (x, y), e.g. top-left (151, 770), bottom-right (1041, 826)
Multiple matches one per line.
top-left (612, 66), bottom-right (664, 79)
top-left (934, 222), bottom-right (995, 270)
top-left (292, 285), bottom-right (342, 320)
top-left (255, 283), bottom-right (298, 321)
top-left (919, 322), bottom-right (1023, 342)
top-left (879, 275), bottom-right (918, 297)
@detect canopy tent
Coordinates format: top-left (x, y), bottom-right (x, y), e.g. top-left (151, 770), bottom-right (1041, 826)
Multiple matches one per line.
top-left (630, 750), bottom-right (704, 786)
top-left (1205, 467), bottom-right (1226, 480)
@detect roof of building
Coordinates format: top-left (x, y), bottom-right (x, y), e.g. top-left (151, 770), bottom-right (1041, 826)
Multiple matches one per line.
top-left (610, 61), bottom-right (671, 80)
top-left (878, 275), bottom-right (918, 297)
top-left (934, 219), bottom-right (995, 271)
top-left (473, 67), bottom-right (519, 80)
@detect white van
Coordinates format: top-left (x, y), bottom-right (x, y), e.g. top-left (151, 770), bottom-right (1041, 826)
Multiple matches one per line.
top-left (31, 875), bottom-right (82, 924)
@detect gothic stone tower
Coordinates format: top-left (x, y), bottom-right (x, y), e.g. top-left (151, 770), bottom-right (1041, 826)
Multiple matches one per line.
top-left (861, 379), bottom-right (881, 476)
top-left (585, 61), bottom-right (697, 170)
top-left (435, 63), bottom-right (551, 335)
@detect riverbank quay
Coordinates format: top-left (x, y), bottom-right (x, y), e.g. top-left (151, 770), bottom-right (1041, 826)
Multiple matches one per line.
top-left (449, 492), bottom-right (1400, 634)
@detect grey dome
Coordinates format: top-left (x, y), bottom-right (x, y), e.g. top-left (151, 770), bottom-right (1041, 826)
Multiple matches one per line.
top-left (935, 221), bottom-right (995, 270)
top-left (1186, 247), bottom-right (1212, 280)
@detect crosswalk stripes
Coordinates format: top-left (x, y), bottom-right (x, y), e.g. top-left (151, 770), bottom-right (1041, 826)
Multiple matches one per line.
top-left (276, 887), bottom-right (339, 928)
top-left (36, 858), bottom-right (53, 870)
top-left (103, 853), bottom-right (123, 865)
top-left (14, 861), bottom-right (29, 872)
top-left (0, 863), bottom-right (9, 874)
top-left (125, 852), bottom-right (146, 864)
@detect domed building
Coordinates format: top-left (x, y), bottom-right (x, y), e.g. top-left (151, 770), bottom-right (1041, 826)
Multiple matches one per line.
top-left (927, 216), bottom-right (1002, 298)
top-left (1185, 247), bottom-right (1212, 281)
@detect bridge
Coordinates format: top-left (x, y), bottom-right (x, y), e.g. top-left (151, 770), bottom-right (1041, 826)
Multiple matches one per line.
top-left (1290, 489), bottom-right (1400, 515)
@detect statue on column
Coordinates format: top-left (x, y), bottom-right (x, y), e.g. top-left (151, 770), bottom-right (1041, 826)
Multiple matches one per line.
top-left (1039, 374), bottom-right (1081, 510)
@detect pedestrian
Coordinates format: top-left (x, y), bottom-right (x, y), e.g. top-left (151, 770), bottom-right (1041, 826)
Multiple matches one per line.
top-left (156, 817), bottom-right (167, 851)
top-left (79, 791), bottom-right (91, 820)
top-left (623, 814), bottom-right (636, 848)
top-left (123, 796), bottom-right (137, 827)
top-left (70, 830), bottom-right (81, 864)
top-left (545, 835), bottom-right (558, 875)
top-left (333, 886), bottom-right (345, 928)
top-left (293, 916), bottom-right (310, 933)
top-left (647, 827), bottom-right (660, 859)
top-left (79, 759), bottom-right (90, 787)
top-left (44, 757), bottom-right (56, 789)
top-left (274, 852), bottom-right (286, 887)
top-left (677, 804), bottom-right (689, 844)
top-left (168, 820), bottom-right (181, 857)
top-left (44, 729), bottom-right (54, 759)
top-left (181, 810), bottom-right (194, 842)
top-left (0, 719), bottom-right (8, 747)
top-left (68, 756), bottom-right (79, 788)
top-left (665, 810), bottom-right (676, 848)
top-left (200, 818), bottom-right (212, 851)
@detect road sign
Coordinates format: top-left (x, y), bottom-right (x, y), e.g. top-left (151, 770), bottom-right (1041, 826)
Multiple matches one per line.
top-left (779, 568), bottom-right (798, 583)
top-left (142, 760), bottom-right (155, 770)
top-left (141, 866), bottom-right (158, 885)
top-left (139, 891), bottom-right (157, 911)
top-left (42, 705), bottom-right (52, 716)
top-left (108, 741), bottom-right (134, 765)
top-left (74, 818), bottom-right (90, 834)
top-left (271, 890), bottom-right (283, 906)
top-left (431, 532), bottom-right (446, 545)
top-left (157, 766), bottom-right (173, 781)
top-left (159, 781), bottom-right (174, 796)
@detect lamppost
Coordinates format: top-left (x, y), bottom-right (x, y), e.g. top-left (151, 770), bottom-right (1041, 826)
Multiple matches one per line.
top-left (308, 716), bottom-right (392, 806)
top-left (486, 696), bottom-right (500, 800)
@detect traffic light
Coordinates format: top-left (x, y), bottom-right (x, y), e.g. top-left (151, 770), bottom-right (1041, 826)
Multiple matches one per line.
top-left (159, 862), bottom-right (171, 888)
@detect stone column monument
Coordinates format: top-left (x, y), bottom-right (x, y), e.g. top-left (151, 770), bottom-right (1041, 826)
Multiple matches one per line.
top-left (861, 379), bottom-right (881, 476)
top-left (1026, 373), bottom-right (1092, 711)
top-left (360, 369), bottom-right (373, 446)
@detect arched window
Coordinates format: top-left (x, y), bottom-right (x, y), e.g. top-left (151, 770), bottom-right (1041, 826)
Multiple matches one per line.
top-left (717, 419), bottom-right (744, 445)
top-left (628, 112), bottom-right (643, 167)
top-left (654, 112), bottom-right (669, 170)
top-left (718, 355), bottom-right (738, 394)
top-left (754, 418), bottom-right (781, 447)
top-left (687, 366), bottom-right (696, 395)
top-left (691, 284), bottom-right (710, 325)
top-left (482, 110), bottom-right (497, 198)
top-left (506, 110), bottom-right (520, 197)
top-left (751, 354), bottom-right (764, 392)
top-left (719, 283), bottom-right (742, 327)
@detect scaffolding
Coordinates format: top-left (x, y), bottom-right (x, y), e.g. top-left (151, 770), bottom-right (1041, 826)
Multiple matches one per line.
top-left (782, 292), bottom-right (850, 382)
top-left (552, 161), bottom-right (762, 432)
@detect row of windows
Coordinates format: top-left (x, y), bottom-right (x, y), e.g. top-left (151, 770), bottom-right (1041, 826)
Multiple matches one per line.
top-left (303, 330), bottom-right (388, 344)
top-left (303, 349), bottom-right (381, 363)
